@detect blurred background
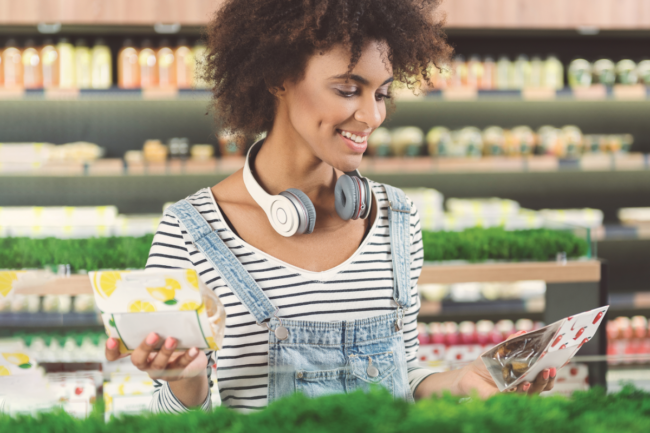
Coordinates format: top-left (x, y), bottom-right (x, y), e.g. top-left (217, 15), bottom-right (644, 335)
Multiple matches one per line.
top-left (1, 0), bottom-right (650, 418)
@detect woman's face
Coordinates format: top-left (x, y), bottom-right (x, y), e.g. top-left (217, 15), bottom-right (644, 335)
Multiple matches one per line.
top-left (278, 40), bottom-right (393, 172)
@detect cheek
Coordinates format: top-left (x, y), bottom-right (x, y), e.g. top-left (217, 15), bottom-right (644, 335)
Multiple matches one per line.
top-left (289, 88), bottom-right (354, 134)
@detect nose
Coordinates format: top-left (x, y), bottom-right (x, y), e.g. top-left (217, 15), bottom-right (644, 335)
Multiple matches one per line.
top-left (354, 93), bottom-right (384, 129)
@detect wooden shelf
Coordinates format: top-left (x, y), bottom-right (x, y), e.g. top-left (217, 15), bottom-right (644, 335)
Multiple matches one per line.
top-left (15, 261), bottom-right (601, 296)
top-left (2, 0), bottom-right (650, 30)
top-left (419, 260), bottom-right (601, 284)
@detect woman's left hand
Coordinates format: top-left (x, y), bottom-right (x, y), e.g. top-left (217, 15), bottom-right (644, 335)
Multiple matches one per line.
top-left (455, 331), bottom-right (556, 399)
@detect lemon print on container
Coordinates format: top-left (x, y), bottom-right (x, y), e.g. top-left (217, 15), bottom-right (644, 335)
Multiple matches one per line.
top-left (179, 301), bottom-right (206, 315)
top-left (94, 271), bottom-right (125, 299)
top-left (128, 300), bottom-right (156, 312)
top-left (146, 277), bottom-right (181, 305)
top-left (0, 366), bottom-right (10, 376)
top-left (186, 269), bottom-right (199, 290)
top-left (2, 353), bottom-right (32, 369)
top-left (0, 271), bottom-right (22, 298)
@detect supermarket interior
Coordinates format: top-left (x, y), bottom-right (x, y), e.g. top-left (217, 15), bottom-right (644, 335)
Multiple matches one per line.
top-left (1, 0), bottom-right (650, 428)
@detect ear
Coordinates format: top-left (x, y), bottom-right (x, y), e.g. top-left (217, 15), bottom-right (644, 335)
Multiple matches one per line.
top-left (269, 84), bottom-right (287, 98)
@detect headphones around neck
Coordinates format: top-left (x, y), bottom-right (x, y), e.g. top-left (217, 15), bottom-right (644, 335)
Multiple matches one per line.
top-left (243, 139), bottom-right (373, 237)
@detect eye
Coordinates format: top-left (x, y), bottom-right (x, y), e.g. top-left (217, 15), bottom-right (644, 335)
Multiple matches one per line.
top-left (336, 88), bottom-right (358, 98)
top-left (376, 92), bottom-right (391, 101)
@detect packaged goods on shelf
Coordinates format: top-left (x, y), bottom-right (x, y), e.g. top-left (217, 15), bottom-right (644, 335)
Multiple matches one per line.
top-left (0, 206), bottom-right (118, 238)
top-left (619, 207), bottom-right (650, 226)
top-left (0, 142), bottom-right (105, 173)
top-left (369, 124), bottom-right (634, 159)
top-left (607, 316), bottom-right (650, 365)
top-left (420, 280), bottom-right (546, 303)
top-left (103, 374), bottom-right (155, 421)
top-left (539, 208), bottom-right (604, 229)
top-left (430, 54), bottom-right (564, 90)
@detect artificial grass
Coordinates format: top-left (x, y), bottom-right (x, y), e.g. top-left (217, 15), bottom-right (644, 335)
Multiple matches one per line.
top-left (0, 227), bottom-right (589, 272)
top-left (1, 386), bottom-right (649, 433)
top-left (422, 227), bottom-right (589, 262)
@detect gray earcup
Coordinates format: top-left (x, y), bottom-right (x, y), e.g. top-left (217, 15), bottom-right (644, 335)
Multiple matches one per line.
top-left (281, 188), bottom-right (316, 234)
top-left (334, 175), bottom-right (359, 220)
top-left (359, 177), bottom-right (372, 219)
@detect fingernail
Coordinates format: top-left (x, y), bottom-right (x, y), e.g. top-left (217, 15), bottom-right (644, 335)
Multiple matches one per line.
top-left (106, 338), bottom-right (117, 349)
top-left (523, 383), bottom-right (531, 391)
top-left (146, 333), bottom-right (159, 346)
top-left (165, 337), bottom-right (176, 349)
top-left (189, 347), bottom-right (198, 357)
top-left (550, 368), bottom-right (557, 378)
top-left (543, 369), bottom-right (550, 380)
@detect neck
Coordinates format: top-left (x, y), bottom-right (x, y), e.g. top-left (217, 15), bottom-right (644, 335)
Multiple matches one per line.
top-left (253, 121), bottom-right (337, 206)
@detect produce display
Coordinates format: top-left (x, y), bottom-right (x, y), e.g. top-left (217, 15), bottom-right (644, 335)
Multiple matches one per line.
top-left (607, 316), bottom-right (650, 364)
top-left (0, 386), bottom-right (649, 431)
top-left (0, 225), bottom-right (588, 271)
top-left (368, 124), bottom-right (634, 158)
top-left (0, 37), bottom-right (209, 90)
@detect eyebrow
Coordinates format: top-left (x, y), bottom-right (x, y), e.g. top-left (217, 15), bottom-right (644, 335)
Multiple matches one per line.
top-left (331, 74), bottom-right (394, 87)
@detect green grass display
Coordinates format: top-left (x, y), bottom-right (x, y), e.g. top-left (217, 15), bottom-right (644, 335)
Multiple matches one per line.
top-left (0, 228), bottom-right (589, 272)
top-left (0, 235), bottom-right (154, 272)
top-left (422, 227), bottom-right (589, 262)
top-left (0, 386), bottom-right (649, 433)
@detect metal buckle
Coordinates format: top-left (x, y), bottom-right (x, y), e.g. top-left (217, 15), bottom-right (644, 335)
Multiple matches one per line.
top-left (388, 201), bottom-right (410, 213)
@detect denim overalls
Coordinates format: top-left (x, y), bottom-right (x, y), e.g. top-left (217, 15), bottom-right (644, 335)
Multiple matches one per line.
top-left (168, 184), bottom-right (414, 402)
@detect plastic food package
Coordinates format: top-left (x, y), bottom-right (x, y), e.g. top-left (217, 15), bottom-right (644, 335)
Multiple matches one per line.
top-left (90, 269), bottom-right (226, 354)
top-left (482, 306), bottom-right (608, 391)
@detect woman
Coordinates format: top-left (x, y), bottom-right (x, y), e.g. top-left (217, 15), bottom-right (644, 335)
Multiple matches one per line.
top-left (105, 0), bottom-right (556, 413)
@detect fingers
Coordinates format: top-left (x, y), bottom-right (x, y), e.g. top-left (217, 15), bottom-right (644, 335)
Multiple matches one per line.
top-left (544, 367), bottom-right (557, 391)
top-left (105, 338), bottom-right (128, 361)
top-left (149, 337), bottom-right (178, 372)
top-left (528, 369), bottom-right (551, 394)
top-left (505, 330), bottom-right (527, 341)
top-left (130, 332), bottom-right (161, 370)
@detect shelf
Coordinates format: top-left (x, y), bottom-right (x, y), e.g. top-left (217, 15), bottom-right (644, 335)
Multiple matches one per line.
top-left (419, 260), bottom-right (600, 284)
top-left (0, 88), bottom-right (211, 101)
top-left (0, 311), bottom-right (101, 328)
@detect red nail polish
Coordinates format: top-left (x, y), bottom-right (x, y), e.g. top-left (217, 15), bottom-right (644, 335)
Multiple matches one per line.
top-left (165, 338), bottom-right (176, 349)
top-left (543, 369), bottom-right (550, 380)
top-left (523, 383), bottom-right (531, 391)
top-left (550, 367), bottom-right (557, 378)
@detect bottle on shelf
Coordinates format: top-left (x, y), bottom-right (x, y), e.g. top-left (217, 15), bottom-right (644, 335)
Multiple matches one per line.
top-left (90, 39), bottom-right (112, 89)
top-left (638, 59), bottom-right (650, 85)
top-left (480, 55), bottom-right (496, 90)
top-left (616, 59), bottom-right (638, 85)
top-left (57, 38), bottom-right (76, 89)
top-left (192, 40), bottom-right (210, 89)
top-left (568, 59), bottom-right (592, 88)
top-left (157, 39), bottom-right (176, 88)
top-left (3, 39), bottom-right (23, 89)
top-left (466, 54), bottom-right (483, 89)
top-left (175, 38), bottom-right (195, 89)
top-left (117, 39), bottom-right (140, 89)
top-left (529, 55), bottom-right (543, 88)
top-left (22, 39), bottom-right (42, 89)
top-left (74, 39), bottom-right (92, 89)
top-left (450, 54), bottom-right (466, 87)
top-left (511, 54), bottom-right (531, 90)
top-left (139, 39), bottom-right (158, 89)
top-left (496, 55), bottom-right (510, 90)
top-left (592, 58), bottom-right (616, 86)
top-left (543, 55), bottom-right (564, 90)
top-left (40, 38), bottom-right (59, 89)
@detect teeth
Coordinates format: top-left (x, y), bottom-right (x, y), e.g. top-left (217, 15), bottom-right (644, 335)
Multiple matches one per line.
top-left (339, 130), bottom-right (366, 144)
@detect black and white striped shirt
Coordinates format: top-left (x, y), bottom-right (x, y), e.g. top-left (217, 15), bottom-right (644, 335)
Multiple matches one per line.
top-left (147, 182), bottom-right (432, 413)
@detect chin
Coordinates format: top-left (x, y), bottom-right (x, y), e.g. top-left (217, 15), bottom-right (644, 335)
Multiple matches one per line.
top-left (331, 153), bottom-right (364, 173)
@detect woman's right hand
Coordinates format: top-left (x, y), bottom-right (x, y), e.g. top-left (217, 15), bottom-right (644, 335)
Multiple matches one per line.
top-left (105, 333), bottom-right (208, 382)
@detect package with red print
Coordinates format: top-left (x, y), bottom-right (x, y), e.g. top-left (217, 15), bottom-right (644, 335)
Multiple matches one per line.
top-left (481, 306), bottom-right (609, 391)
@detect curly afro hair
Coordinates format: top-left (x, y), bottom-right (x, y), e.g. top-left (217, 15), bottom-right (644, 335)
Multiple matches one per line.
top-left (205, 0), bottom-right (452, 137)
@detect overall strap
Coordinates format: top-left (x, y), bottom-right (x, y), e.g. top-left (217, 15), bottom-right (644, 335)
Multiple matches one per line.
top-left (167, 199), bottom-right (277, 325)
top-left (383, 184), bottom-right (412, 311)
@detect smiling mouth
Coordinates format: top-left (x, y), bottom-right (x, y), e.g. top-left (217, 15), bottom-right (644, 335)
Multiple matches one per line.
top-left (337, 129), bottom-right (368, 144)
